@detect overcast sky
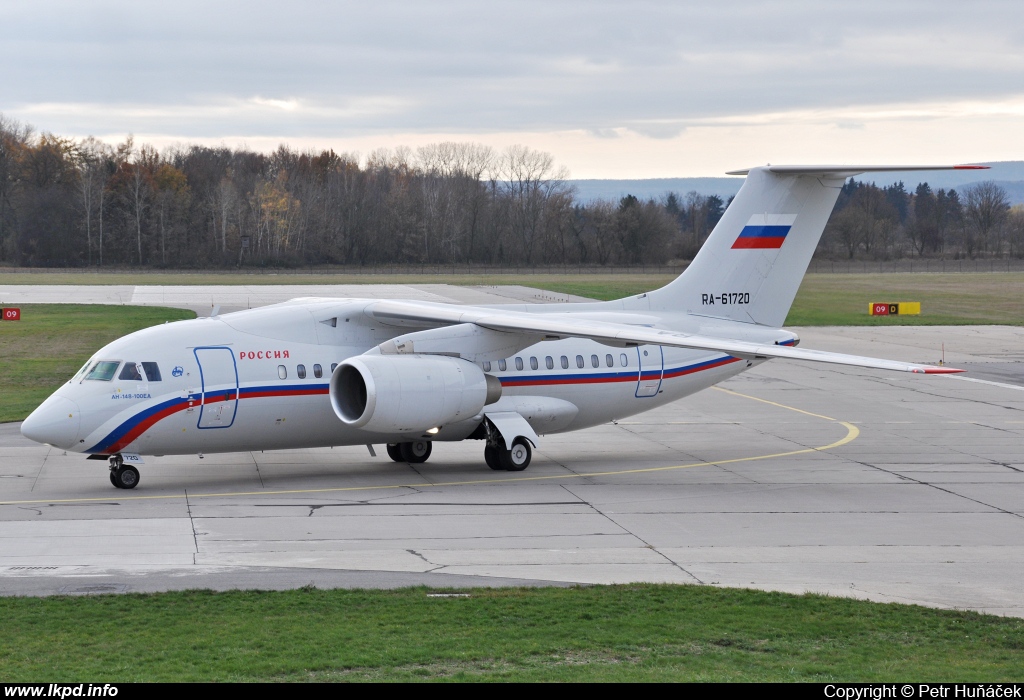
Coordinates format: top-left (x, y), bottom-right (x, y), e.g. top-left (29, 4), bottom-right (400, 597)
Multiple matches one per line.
top-left (2, 0), bottom-right (1023, 177)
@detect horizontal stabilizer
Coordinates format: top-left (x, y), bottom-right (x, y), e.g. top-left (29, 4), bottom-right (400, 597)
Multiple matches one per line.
top-left (725, 164), bottom-right (988, 177)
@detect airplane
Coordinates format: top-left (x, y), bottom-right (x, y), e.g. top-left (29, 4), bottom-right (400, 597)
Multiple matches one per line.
top-left (20, 164), bottom-right (982, 489)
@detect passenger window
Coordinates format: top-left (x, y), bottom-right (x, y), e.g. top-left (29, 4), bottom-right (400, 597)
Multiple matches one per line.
top-left (313, 364), bottom-right (322, 378)
top-left (620, 353), bottom-right (628, 367)
top-left (118, 362), bottom-right (142, 381)
top-left (515, 357), bottom-right (524, 371)
top-left (606, 354), bottom-right (613, 367)
top-left (498, 359), bottom-right (507, 372)
top-left (560, 356), bottom-right (569, 369)
top-left (142, 362), bottom-right (162, 381)
top-left (482, 361), bottom-right (491, 372)
top-left (331, 363), bottom-right (338, 372)
top-left (576, 355), bottom-right (584, 369)
top-left (530, 357), bottom-right (539, 370)
top-left (591, 354), bottom-right (599, 368)
top-left (85, 361), bottom-right (120, 381)
top-left (297, 364), bottom-right (306, 379)
top-left (278, 365), bottom-right (287, 380)
top-left (545, 356), bottom-right (554, 370)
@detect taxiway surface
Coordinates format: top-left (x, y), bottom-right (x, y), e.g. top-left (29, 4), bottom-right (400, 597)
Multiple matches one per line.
top-left (0, 286), bottom-right (1022, 616)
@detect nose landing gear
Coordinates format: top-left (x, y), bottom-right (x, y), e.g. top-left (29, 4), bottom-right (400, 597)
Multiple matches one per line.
top-left (108, 454), bottom-right (140, 489)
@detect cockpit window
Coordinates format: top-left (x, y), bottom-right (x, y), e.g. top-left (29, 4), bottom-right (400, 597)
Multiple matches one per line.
top-left (142, 362), bottom-right (162, 382)
top-left (72, 361), bottom-right (91, 380)
top-left (84, 361), bottom-right (120, 381)
top-left (118, 363), bottom-right (143, 381)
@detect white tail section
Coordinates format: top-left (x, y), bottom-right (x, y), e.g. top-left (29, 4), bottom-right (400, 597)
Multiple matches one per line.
top-left (637, 164), bottom-right (984, 328)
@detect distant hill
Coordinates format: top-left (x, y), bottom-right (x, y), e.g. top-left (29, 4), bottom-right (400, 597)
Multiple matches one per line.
top-left (570, 177), bottom-right (743, 203)
top-left (569, 161), bottom-right (1024, 205)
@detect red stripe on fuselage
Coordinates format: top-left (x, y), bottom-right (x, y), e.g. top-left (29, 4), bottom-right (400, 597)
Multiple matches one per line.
top-left (241, 388), bottom-right (329, 399)
top-left (663, 356), bottom-right (741, 378)
top-left (104, 400), bottom-right (192, 454)
top-left (96, 357), bottom-right (742, 453)
top-left (501, 375), bottom-right (636, 387)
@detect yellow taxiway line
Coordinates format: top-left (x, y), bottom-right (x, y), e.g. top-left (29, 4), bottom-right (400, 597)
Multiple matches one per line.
top-left (0, 387), bottom-right (860, 506)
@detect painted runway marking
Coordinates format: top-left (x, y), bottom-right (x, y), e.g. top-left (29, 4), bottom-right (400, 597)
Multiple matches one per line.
top-left (943, 374), bottom-right (1024, 392)
top-left (0, 388), bottom-right (859, 506)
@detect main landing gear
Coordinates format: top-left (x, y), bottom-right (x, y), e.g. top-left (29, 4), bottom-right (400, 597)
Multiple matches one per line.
top-left (384, 430), bottom-right (533, 472)
top-left (386, 440), bottom-right (433, 464)
top-left (108, 454), bottom-right (140, 489)
top-left (484, 437), bottom-right (532, 471)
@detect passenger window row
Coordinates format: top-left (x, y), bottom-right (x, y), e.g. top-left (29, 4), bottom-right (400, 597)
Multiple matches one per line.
top-left (83, 359), bottom-right (344, 383)
top-left (482, 353), bottom-right (630, 373)
top-left (277, 363), bottom-right (338, 380)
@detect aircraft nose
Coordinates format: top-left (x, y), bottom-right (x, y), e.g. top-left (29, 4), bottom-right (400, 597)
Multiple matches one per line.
top-left (21, 395), bottom-right (81, 449)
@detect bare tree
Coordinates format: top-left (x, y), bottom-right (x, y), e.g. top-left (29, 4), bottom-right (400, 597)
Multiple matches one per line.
top-left (125, 143), bottom-right (157, 264)
top-left (0, 116), bottom-right (32, 261)
top-left (1007, 205), bottom-right (1024, 258)
top-left (500, 145), bottom-right (570, 264)
top-left (76, 137), bottom-right (114, 266)
top-left (963, 181), bottom-right (1010, 257)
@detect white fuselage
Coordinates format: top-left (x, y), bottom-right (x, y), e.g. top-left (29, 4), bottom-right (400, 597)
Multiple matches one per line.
top-left (29, 298), bottom-right (795, 456)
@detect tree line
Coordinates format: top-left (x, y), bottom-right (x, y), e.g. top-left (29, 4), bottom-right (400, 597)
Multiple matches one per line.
top-left (0, 115), bottom-right (1020, 268)
top-left (820, 179), bottom-right (1024, 260)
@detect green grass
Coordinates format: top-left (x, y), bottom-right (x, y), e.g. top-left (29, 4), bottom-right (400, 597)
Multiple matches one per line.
top-left (4, 269), bottom-right (1024, 325)
top-left (1, 585), bottom-right (1022, 682)
top-left (780, 273), bottom-right (1024, 326)
top-left (537, 272), bottom-right (1024, 326)
top-left (0, 305), bottom-right (194, 422)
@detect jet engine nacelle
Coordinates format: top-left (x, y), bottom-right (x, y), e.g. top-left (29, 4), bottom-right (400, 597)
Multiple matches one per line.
top-left (331, 355), bottom-right (501, 433)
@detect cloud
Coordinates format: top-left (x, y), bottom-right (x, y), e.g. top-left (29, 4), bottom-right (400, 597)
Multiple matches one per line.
top-left (2, 1), bottom-right (1024, 173)
top-left (627, 122), bottom-right (687, 139)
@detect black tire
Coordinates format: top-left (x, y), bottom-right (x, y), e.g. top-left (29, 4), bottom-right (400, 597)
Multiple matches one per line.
top-left (386, 443), bottom-right (403, 462)
top-left (498, 438), bottom-right (532, 472)
top-left (114, 465), bottom-right (140, 489)
top-left (110, 471), bottom-right (122, 488)
top-left (484, 445), bottom-right (502, 470)
top-left (399, 440), bottom-right (432, 464)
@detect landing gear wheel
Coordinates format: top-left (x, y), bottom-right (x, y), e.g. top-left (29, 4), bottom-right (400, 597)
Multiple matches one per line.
top-left (386, 443), bottom-right (403, 462)
top-left (484, 445), bottom-right (502, 471)
top-left (399, 440), bottom-right (432, 464)
top-left (498, 438), bottom-right (532, 472)
top-left (110, 471), bottom-right (121, 488)
top-left (112, 465), bottom-right (140, 490)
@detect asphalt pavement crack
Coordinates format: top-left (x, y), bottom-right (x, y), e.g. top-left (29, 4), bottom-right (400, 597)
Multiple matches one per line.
top-left (406, 549), bottom-right (443, 571)
top-left (559, 484), bottom-right (705, 584)
top-left (249, 452), bottom-right (266, 488)
top-left (844, 457), bottom-right (1024, 521)
top-left (184, 489), bottom-right (200, 555)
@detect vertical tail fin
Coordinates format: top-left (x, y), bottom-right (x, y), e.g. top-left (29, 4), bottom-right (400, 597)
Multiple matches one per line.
top-left (639, 164), bottom-right (985, 328)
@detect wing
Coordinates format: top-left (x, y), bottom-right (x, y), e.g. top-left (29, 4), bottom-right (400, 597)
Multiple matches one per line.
top-left (365, 300), bottom-right (963, 375)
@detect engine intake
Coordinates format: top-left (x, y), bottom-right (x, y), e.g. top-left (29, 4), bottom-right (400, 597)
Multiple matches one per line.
top-left (331, 355), bottom-right (500, 433)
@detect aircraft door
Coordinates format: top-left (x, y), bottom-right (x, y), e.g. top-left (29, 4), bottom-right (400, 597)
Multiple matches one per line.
top-left (194, 347), bottom-right (239, 429)
top-left (635, 345), bottom-right (664, 398)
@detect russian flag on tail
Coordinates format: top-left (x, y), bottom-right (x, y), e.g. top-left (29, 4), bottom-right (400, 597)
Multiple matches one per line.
top-left (731, 214), bottom-right (797, 249)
